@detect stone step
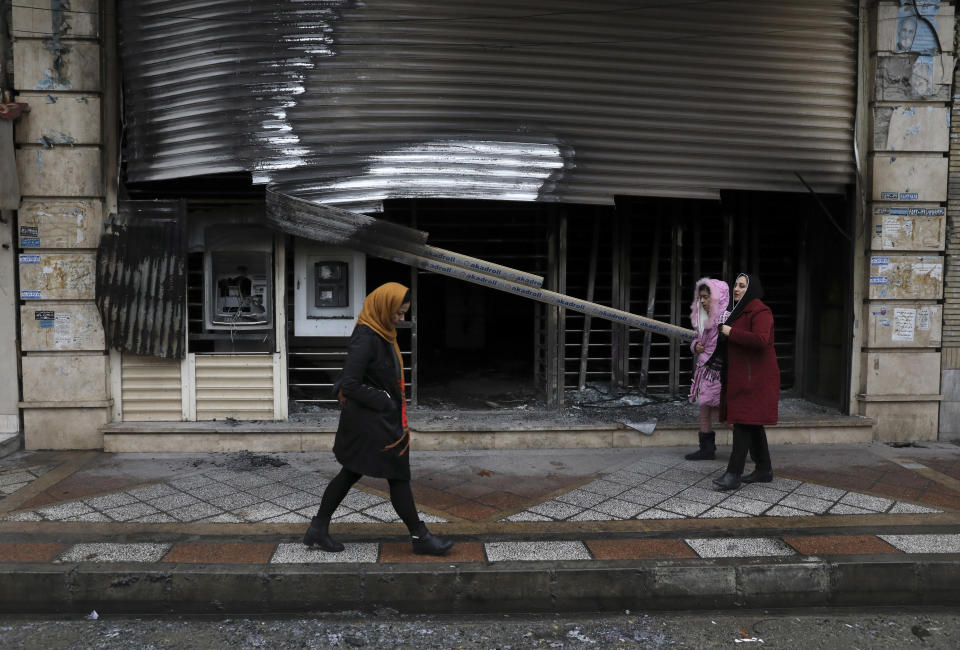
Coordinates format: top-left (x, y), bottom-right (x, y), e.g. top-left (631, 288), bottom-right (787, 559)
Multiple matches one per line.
top-left (101, 416), bottom-right (874, 453)
top-left (0, 432), bottom-right (21, 459)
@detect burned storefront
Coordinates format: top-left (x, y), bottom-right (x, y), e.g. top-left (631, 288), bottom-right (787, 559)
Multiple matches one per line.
top-left (102, 0), bottom-right (862, 433)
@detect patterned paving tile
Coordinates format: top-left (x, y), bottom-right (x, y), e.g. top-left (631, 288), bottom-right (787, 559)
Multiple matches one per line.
top-left (716, 495), bottom-right (771, 516)
top-left (685, 537), bottom-right (795, 558)
top-left (333, 511), bottom-right (384, 523)
top-left (568, 509), bottom-right (616, 521)
top-left (828, 504), bottom-right (874, 515)
top-left (64, 512), bottom-right (112, 522)
top-left (888, 502), bottom-right (941, 514)
top-left (207, 492), bottom-right (262, 511)
top-left (190, 483), bottom-right (238, 500)
top-left (380, 541), bottom-right (483, 563)
top-left (245, 483), bottom-right (298, 501)
top-left (264, 512), bottom-right (311, 523)
top-left (2, 511), bottom-right (42, 522)
top-left (37, 502), bottom-right (95, 520)
top-left (102, 503), bottom-right (160, 522)
top-left (777, 493), bottom-right (834, 515)
top-left (362, 503), bottom-right (403, 522)
top-left (735, 484), bottom-right (788, 504)
top-left (503, 511), bottom-right (552, 522)
top-left (616, 485), bottom-right (672, 506)
top-left (878, 534), bottom-right (960, 554)
top-left (676, 487), bottom-right (728, 506)
top-left (527, 500), bottom-right (584, 520)
top-left (579, 480), bottom-right (629, 498)
top-left (163, 542), bottom-right (276, 564)
top-left (168, 503), bottom-right (224, 522)
top-left (764, 505), bottom-right (814, 517)
top-left (84, 493), bottom-right (140, 510)
top-left (0, 471), bottom-right (37, 487)
top-left (793, 483), bottom-right (847, 501)
top-left (485, 541), bottom-right (591, 562)
top-left (587, 539), bottom-right (696, 560)
top-left (340, 491), bottom-right (388, 510)
top-left (148, 493), bottom-right (199, 511)
top-left (269, 491), bottom-right (321, 511)
top-left (838, 492), bottom-right (894, 512)
top-left (271, 542), bottom-right (379, 563)
top-left (0, 542), bottom-right (66, 563)
top-left (656, 497), bottom-right (713, 517)
top-left (126, 484), bottom-right (179, 500)
top-left (199, 513), bottom-right (243, 523)
top-left (555, 489), bottom-right (608, 509)
top-left (236, 502), bottom-right (287, 522)
top-left (59, 543), bottom-right (171, 563)
top-left (784, 535), bottom-right (899, 556)
top-left (635, 508), bottom-right (684, 520)
top-left (0, 483), bottom-right (27, 496)
top-left (701, 506), bottom-right (751, 518)
top-left (591, 499), bottom-right (646, 519)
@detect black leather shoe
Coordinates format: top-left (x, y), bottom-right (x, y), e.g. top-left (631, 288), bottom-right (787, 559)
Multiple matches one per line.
top-left (411, 522), bottom-right (454, 556)
top-left (712, 472), bottom-right (741, 491)
top-left (303, 516), bottom-right (344, 552)
top-left (741, 470), bottom-right (773, 484)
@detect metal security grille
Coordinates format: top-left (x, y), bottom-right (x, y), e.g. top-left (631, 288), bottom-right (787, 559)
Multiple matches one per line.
top-left (120, 0), bottom-right (857, 208)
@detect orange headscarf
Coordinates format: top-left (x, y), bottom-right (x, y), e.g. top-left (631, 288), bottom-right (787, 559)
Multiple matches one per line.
top-left (356, 281), bottom-right (408, 369)
top-left (355, 282), bottom-right (411, 455)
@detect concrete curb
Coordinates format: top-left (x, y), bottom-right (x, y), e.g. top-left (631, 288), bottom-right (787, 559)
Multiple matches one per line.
top-left (2, 556), bottom-right (960, 615)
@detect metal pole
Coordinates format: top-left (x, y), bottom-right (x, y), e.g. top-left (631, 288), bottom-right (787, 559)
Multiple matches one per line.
top-left (267, 188), bottom-right (696, 342)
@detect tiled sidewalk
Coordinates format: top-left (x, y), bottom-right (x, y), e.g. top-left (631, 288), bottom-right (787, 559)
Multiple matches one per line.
top-left (0, 452), bottom-right (941, 526)
top-left (503, 454), bottom-right (941, 521)
top-left (2, 533), bottom-right (960, 566)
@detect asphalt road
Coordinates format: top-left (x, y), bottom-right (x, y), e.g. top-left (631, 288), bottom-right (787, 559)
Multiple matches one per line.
top-left (1, 608), bottom-right (958, 648)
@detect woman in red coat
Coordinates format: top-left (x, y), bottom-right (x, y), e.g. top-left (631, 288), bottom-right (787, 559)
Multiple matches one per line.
top-left (713, 273), bottom-right (780, 491)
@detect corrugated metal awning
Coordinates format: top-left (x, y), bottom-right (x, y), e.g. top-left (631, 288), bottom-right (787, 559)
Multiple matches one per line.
top-left (120, 0), bottom-right (857, 210)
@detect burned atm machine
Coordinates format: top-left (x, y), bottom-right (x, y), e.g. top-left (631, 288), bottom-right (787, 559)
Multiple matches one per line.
top-left (294, 241), bottom-right (365, 337)
top-left (203, 225), bottom-right (274, 341)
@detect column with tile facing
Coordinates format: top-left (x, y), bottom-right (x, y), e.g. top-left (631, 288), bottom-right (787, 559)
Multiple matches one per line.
top-left (864, 1), bottom-right (953, 440)
top-left (11, 1), bottom-right (110, 448)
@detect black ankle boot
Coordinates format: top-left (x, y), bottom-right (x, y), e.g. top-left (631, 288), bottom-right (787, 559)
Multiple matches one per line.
top-left (303, 516), bottom-right (344, 552)
top-left (411, 521), bottom-right (454, 556)
top-left (685, 431), bottom-right (716, 461)
top-left (712, 471), bottom-right (741, 491)
top-left (741, 469), bottom-right (773, 484)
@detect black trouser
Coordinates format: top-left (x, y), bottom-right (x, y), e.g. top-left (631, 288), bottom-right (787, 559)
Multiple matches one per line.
top-left (315, 467), bottom-right (420, 533)
top-left (726, 423), bottom-right (772, 475)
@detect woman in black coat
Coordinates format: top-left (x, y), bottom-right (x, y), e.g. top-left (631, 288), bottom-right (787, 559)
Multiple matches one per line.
top-left (303, 282), bottom-right (453, 555)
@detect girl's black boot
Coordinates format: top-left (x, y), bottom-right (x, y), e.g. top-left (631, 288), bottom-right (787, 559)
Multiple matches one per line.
top-left (685, 431), bottom-right (716, 461)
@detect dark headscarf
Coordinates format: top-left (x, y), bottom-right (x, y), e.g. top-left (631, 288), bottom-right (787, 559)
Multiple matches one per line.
top-left (724, 273), bottom-right (764, 325)
top-left (703, 272), bottom-right (764, 387)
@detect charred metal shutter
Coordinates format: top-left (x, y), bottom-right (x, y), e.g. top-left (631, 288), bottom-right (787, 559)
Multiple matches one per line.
top-left (194, 355), bottom-right (275, 421)
top-left (96, 201), bottom-right (187, 359)
top-left (120, 1), bottom-right (857, 208)
top-left (121, 355), bottom-right (183, 421)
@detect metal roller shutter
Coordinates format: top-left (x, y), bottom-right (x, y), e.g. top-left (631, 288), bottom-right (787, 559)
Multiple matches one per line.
top-left (120, 0), bottom-right (857, 208)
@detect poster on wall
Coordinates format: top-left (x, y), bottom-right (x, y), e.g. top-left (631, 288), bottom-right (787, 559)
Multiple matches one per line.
top-left (895, 1), bottom-right (943, 55)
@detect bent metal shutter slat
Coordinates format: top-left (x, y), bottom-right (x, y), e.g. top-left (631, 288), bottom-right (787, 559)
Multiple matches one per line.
top-left (96, 200), bottom-right (187, 360)
top-left (120, 0), bottom-right (857, 208)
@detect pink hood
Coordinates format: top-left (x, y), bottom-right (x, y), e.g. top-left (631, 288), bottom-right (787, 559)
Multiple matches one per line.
top-left (689, 277), bottom-right (730, 334)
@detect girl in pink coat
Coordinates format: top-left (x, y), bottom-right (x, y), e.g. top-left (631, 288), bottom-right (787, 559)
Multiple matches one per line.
top-left (685, 277), bottom-right (730, 460)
